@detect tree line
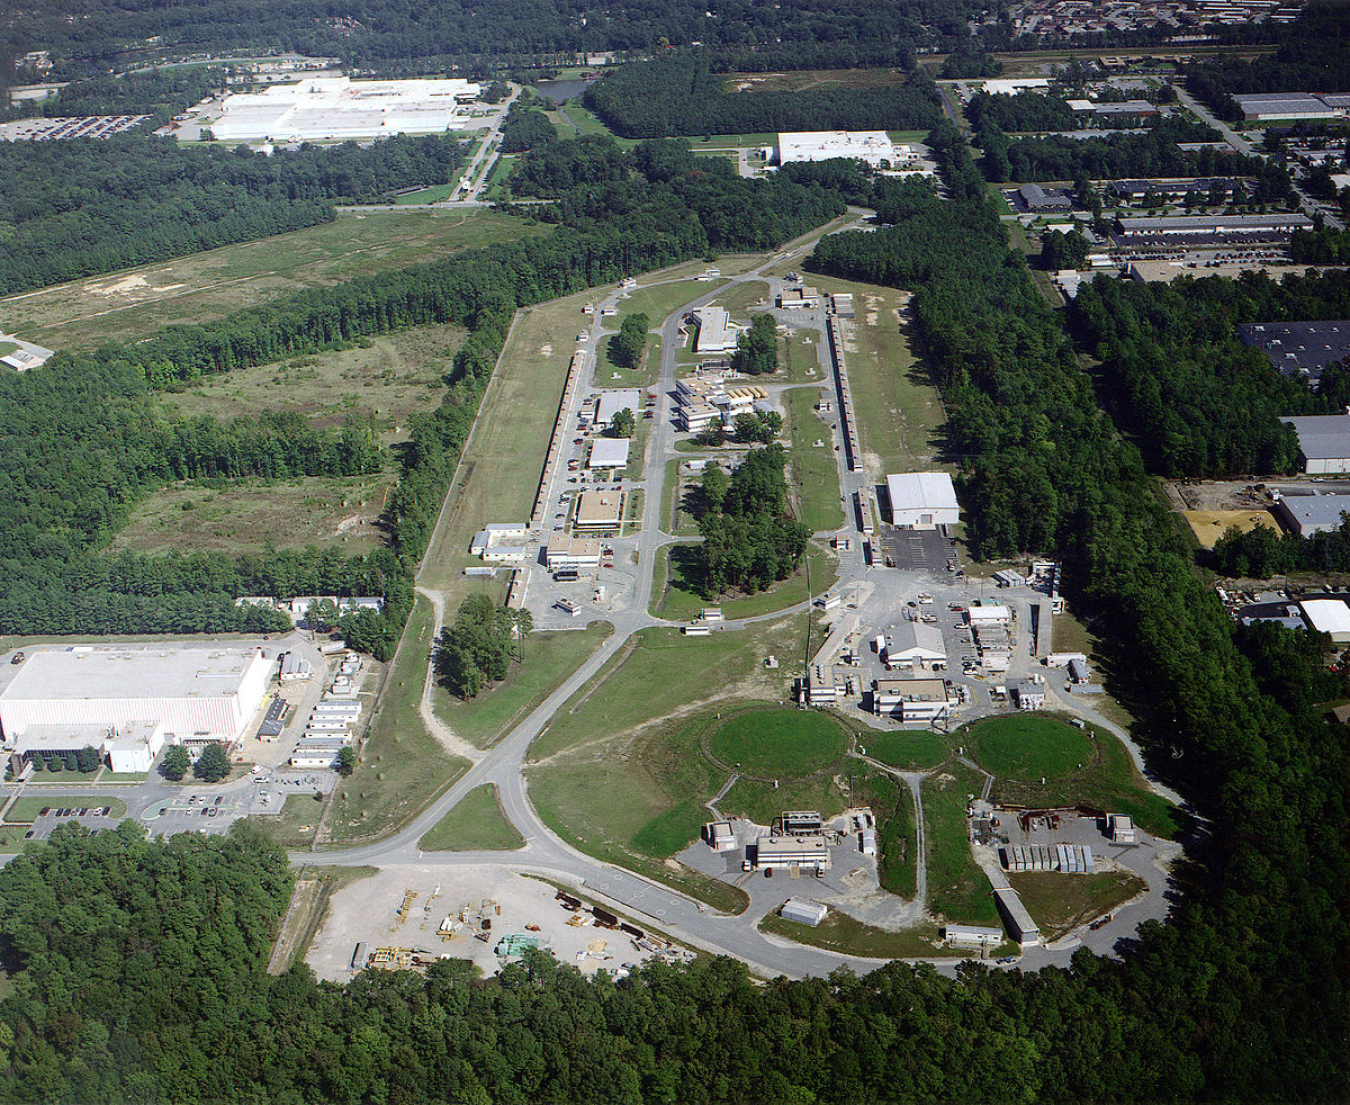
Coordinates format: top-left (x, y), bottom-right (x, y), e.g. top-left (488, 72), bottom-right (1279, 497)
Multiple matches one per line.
top-left (436, 593), bottom-right (533, 698)
top-left (1070, 268), bottom-right (1350, 478)
top-left (0, 132), bottom-right (465, 295)
top-left (584, 55), bottom-right (941, 139)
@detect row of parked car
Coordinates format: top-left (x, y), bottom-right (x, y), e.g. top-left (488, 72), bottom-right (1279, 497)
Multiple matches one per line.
top-left (39, 806), bottom-right (111, 818)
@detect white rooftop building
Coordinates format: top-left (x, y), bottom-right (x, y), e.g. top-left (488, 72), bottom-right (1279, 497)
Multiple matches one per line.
top-left (588, 437), bottom-right (631, 469)
top-left (0, 646), bottom-right (269, 750)
top-left (1300, 599), bottom-right (1350, 642)
top-left (885, 472), bottom-right (960, 529)
top-left (777, 131), bottom-right (913, 170)
top-left (595, 389), bottom-right (640, 428)
top-left (693, 306), bottom-right (741, 354)
top-left (204, 77), bottom-right (483, 142)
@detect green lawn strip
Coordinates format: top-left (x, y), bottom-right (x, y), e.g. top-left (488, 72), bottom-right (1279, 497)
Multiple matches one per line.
top-left (718, 774), bottom-right (847, 827)
top-left (716, 280), bottom-right (771, 321)
top-left (784, 386), bottom-right (844, 533)
top-left (653, 541), bottom-right (836, 622)
top-left (758, 911), bottom-right (984, 959)
top-left (103, 772), bottom-right (149, 782)
top-left (327, 593), bottom-right (470, 843)
top-left (660, 459), bottom-right (682, 533)
top-left (708, 706), bottom-right (848, 776)
top-left (529, 620), bottom-right (803, 762)
top-left (617, 280), bottom-right (709, 326)
top-left (250, 793), bottom-right (325, 849)
top-left (418, 784), bottom-right (525, 852)
top-left (686, 132), bottom-right (779, 149)
top-left (394, 184), bottom-right (457, 204)
top-left (4, 796), bottom-right (127, 822)
top-left (778, 328), bottom-right (826, 384)
top-left (431, 623), bottom-right (613, 749)
top-left (559, 103), bottom-right (628, 140)
top-left (483, 154), bottom-right (518, 200)
top-left (925, 763), bottom-right (1000, 926)
top-left (1008, 870), bottom-right (1148, 943)
top-left (969, 715), bottom-right (1094, 780)
top-left (858, 728), bottom-right (952, 770)
top-left (986, 182), bottom-right (1015, 215)
top-left (886, 130), bottom-right (932, 144)
top-left (965, 714), bottom-right (1177, 838)
top-left (857, 769), bottom-right (918, 898)
top-left (805, 274), bottom-right (947, 475)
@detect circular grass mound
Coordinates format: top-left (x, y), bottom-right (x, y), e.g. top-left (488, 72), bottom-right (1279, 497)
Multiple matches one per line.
top-left (970, 715), bottom-right (1093, 781)
top-left (709, 708), bottom-right (849, 778)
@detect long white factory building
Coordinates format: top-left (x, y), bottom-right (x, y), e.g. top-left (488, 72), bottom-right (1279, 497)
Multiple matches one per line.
top-left (0, 646), bottom-right (270, 749)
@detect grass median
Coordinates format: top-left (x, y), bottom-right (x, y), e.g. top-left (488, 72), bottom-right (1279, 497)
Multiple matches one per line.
top-left (419, 784), bottom-right (525, 852)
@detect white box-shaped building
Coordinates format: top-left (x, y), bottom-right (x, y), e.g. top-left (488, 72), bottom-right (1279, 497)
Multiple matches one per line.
top-left (596, 389), bottom-right (641, 428)
top-left (886, 472), bottom-right (960, 529)
top-left (778, 131), bottom-right (901, 169)
top-left (0, 646), bottom-right (269, 747)
top-left (588, 437), bottom-right (631, 469)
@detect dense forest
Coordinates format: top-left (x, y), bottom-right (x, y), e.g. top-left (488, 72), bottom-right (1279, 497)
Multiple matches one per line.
top-left (1211, 512), bottom-right (1350, 577)
top-left (0, 135), bottom-right (847, 645)
top-left (1, 66), bottom-right (224, 124)
top-left (0, 0), bottom-right (990, 85)
top-left (0, 133), bottom-right (465, 295)
top-left (977, 116), bottom-right (1269, 185)
top-left (0, 134), bottom-right (1345, 1104)
top-left (584, 56), bottom-right (941, 139)
top-left (1070, 270), bottom-right (1350, 477)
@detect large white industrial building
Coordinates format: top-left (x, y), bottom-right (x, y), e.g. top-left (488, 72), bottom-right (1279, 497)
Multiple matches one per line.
top-left (0, 647), bottom-right (271, 769)
top-left (1283, 414), bottom-right (1350, 474)
top-left (776, 131), bottom-right (916, 170)
top-left (202, 77), bottom-right (483, 143)
top-left (886, 472), bottom-right (960, 529)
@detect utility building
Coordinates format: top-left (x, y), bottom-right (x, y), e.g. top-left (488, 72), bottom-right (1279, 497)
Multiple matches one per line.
top-left (1283, 414), bottom-right (1350, 474)
top-left (885, 472), bottom-right (960, 529)
top-left (885, 621), bottom-right (946, 668)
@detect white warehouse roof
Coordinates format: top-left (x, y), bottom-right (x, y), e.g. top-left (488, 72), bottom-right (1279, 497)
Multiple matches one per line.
top-left (886, 472), bottom-right (959, 514)
top-left (1300, 599), bottom-right (1350, 637)
top-left (595, 389), bottom-right (640, 426)
top-left (588, 437), bottom-right (631, 468)
top-left (2, 646), bottom-right (266, 703)
top-left (778, 131), bottom-right (899, 168)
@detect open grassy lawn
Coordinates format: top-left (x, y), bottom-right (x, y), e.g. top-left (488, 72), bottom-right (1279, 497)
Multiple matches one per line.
top-left (1009, 870), bottom-right (1148, 942)
top-left (417, 288), bottom-right (598, 595)
top-left (806, 275), bottom-right (946, 476)
top-left (687, 132), bottom-right (779, 149)
top-left (759, 911), bottom-right (979, 959)
top-left (925, 763), bottom-right (1000, 926)
top-left (2, 210), bottom-right (546, 351)
top-left (969, 715), bottom-right (1095, 781)
top-left (708, 706), bottom-right (848, 776)
top-left (785, 385), bottom-right (844, 533)
top-left (979, 718), bottom-right (1178, 838)
top-left (394, 184), bottom-right (457, 204)
top-left (716, 280), bottom-right (771, 321)
top-left (327, 593), bottom-right (470, 843)
top-left (0, 825), bottom-right (32, 853)
top-left (250, 793), bottom-right (326, 849)
top-left (483, 154), bottom-right (518, 200)
top-left (4, 796), bottom-right (127, 822)
top-left (778, 328), bottom-right (826, 383)
top-left (719, 773), bottom-right (847, 826)
top-left (617, 280), bottom-right (708, 326)
top-left (860, 769), bottom-right (918, 898)
top-left (653, 542), bottom-right (836, 622)
top-left (530, 619), bottom-right (804, 762)
top-left (558, 102), bottom-right (624, 139)
top-left (110, 473), bottom-right (396, 557)
top-left (431, 623), bottom-right (613, 749)
top-left (418, 784), bottom-right (525, 852)
top-left (161, 323), bottom-right (465, 448)
top-left (859, 728), bottom-right (951, 770)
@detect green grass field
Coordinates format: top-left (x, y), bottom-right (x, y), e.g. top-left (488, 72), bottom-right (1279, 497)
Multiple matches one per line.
top-left (707, 706), bottom-right (848, 777)
top-left (653, 541), bottom-right (835, 623)
top-left (327, 593), bottom-right (470, 843)
top-left (860, 770), bottom-right (918, 898)
top-left (3, 796), bottom-right (127, 822)
top-left (418, 784), bottom-right (525, 851)
top-left (250, 793), bottom-right (326, 849)
top-left (161, 323), bottom-right (465, 448)
top-left (718, 773), bottom-right (847, 826)
top-left (2, 210), bottom-right (546, 352)
top-left (616, 280), bottom-right (707, 325)
top-left (431, 623), bottom-right (612, 749)
top-left (394, 184), bottom-right (457, 204)
top-left (925, 763), bottom-right (999, 926)
top-left (784, 386), bottom-right (844, 533)
top-left (778, 329), bottom-right (826, 383)
top-left (1009, 870), bottom-right (1147, 942)
top-left (806, 275), bottom-right (947, 475)
top-left (969, 715), bottom-right (1094, 781)
top-left (859, 728), bottom-right (951, 770)
top-left (110, 473), bottom-right (397, 558)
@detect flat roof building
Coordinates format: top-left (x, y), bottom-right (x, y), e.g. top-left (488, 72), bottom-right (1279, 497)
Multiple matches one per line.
top-left (779, 898), bottom-right (829, 927)
top-left (885, 472), bottom-right (960, 529)
top-left (872, 677), bottom-right (951, 721)
top-left (755, 834), bottom-right (831, 871)
top-left (777, 131), bottom-right (907, 169)
top-left (595, 389), bottom-right (640, 428)
top-left (693, 306), bottom-right (740, 353)
top-left (1241, 321), bottom-right (1350, 384)
top-left (1233, 92), bottom-right (1338, 122)
top-left (1013, 681), bottom-right (1047, 710)
top-left (1115, 213), bottom-right (1313, 238)
top-left (1018, 183), bottom-right (1071, 212)
top-left (588, 437), bottom-right (631, 469)
top-left (886, 621), bottom-right (946, 666)
top-left (993, 886), bottom-right (1041, 946)
top-left (545, 534), bottom-right (603, 570)
top-left (573, 490), bottom-right (623, 532)
top-left (0, 646), bottom-right (269, 749)
top-left (1275, 492), bottom-right (1350, 536)
top-left (1283, 414), bottom-right (1350, 474)
top-left (1300, 598), bottom-right (1350, 642)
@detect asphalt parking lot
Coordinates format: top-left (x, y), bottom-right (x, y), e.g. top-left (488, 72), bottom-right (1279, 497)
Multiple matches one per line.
top-left (881, 526), bottom-right (959, 573)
